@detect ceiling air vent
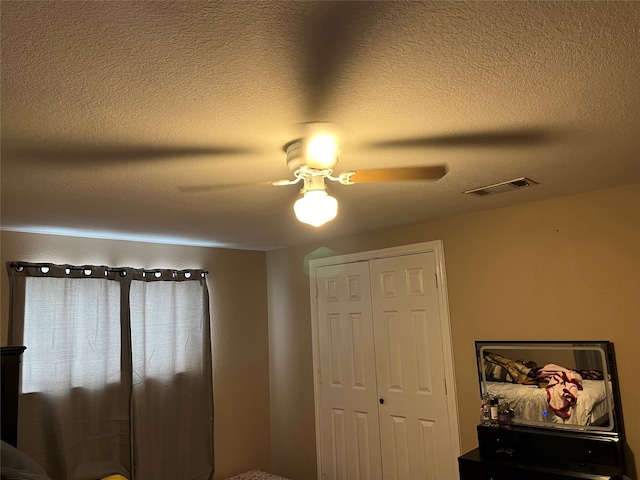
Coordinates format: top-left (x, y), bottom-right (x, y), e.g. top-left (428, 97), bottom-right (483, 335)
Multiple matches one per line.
top-left (464, 177), bottom-right (539, 197)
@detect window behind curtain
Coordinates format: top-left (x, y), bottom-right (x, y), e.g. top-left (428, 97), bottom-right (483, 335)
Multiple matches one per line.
top-left (23, 276), bottom-right (121, 393)
top-left (130, 280), bottom-right (204, 381)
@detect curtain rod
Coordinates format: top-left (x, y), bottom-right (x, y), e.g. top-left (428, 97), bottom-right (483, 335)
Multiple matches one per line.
top-left (8, 262), bottom-right (208, 276)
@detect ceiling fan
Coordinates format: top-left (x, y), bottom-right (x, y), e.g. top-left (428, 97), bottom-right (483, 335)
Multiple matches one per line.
top-left (269, 125), bottom-right (448, 226)
top-left (177, 117), bottom-right (546, 227)
top-left (5, 2), bottom-right (550, 228)
top-left (177, 119), bottom-right (451, 227)
top-left (175, 3), bottom-right (548, 227)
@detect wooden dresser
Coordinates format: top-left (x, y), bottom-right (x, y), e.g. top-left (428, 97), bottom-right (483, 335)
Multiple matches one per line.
top-left (1, 346), bottom-right (26, 447)
top-left (459, 425), bottom-right (626, 480)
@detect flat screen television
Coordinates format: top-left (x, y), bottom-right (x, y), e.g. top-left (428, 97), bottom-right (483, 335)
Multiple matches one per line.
top-left (475, 340), bottom-right (624, 437)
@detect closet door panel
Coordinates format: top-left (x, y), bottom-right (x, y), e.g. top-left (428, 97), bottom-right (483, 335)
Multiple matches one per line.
top-left (317, 263), bottom-right (383, 480)
top-left (370, 252), bottom-right (455, 480)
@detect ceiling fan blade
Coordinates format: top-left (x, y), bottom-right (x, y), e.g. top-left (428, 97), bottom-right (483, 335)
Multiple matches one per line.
top-left (177, 180), bottom-right (276, 193)
top-left (3, 144), bottom-right (256, 165)
top-left (347, 166), bottom-right (448, 184)
top-left (364, 129), bottom-right (551, 149)
top-left (300, 2), bottom-right (381, 118)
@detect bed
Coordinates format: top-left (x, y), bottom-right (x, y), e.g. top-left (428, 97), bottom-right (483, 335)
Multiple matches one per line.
top-left (485, 379), bottom-right (610, 426)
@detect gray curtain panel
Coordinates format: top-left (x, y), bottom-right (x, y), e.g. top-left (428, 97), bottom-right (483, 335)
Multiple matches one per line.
top-left (7, 262), bottom-right (214, 480)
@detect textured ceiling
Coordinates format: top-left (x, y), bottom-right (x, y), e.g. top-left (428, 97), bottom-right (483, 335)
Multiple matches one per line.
top-left (2, 1), bottom-right (639, 250)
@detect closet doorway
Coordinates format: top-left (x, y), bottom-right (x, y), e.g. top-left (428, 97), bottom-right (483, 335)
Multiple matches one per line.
top-left (309, 241), bottom-right (460, 480)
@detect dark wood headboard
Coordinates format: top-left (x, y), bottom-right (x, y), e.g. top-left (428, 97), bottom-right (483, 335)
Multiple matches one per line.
top-left (1, 346), bottom-right (26, 447)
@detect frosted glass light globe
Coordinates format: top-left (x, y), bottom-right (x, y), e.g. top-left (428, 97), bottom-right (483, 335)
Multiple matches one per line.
top-left (294, 190), bottom-right (338, 227)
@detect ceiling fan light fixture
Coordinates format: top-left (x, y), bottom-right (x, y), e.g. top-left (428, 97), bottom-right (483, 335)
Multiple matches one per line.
top-left (305, 133), bottom-right (339, 169)
top-left (294, 190), bottom-right (338, 227)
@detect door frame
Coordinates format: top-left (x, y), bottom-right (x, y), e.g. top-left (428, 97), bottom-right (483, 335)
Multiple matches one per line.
top-left (309, 240), bottom-right (461, 479)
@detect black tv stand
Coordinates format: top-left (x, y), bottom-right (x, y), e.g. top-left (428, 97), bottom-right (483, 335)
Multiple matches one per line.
top-left (458, 425), bottom-right (626, 480)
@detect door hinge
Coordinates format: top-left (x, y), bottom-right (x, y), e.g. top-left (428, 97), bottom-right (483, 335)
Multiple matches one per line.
top-left (444, 378), bottom-right (447, 395)
top-left (434, 273), bottom-right (438, 288)
top-left (315, 285), bottom-right (319, 299)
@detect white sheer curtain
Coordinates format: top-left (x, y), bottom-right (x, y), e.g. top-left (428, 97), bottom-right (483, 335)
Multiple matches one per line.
top-left (130, 280), bottom-right (204, 381)
top-left (23, 276), bottom-right (122, 394)
top-left (130, 278), bottom-right (214, 480)
top-left (7, 263), bottom-right (214, 480)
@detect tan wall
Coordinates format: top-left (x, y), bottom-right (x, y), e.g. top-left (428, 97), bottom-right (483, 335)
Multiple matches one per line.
top-left (267, 183), bottom-right (640, 479)
top-left (0, 231), bottom-right (271, 480)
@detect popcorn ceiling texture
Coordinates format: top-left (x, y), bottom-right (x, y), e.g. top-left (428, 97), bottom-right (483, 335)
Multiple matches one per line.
top-left (2, 1), bottom-right (639, 250)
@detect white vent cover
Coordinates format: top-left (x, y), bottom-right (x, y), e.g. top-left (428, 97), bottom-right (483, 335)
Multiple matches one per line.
top-left (464, 177), bottom-right (539, 197)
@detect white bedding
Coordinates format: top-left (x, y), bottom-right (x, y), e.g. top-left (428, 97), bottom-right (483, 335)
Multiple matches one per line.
top-left (225, 471), bottom-right (289, 480)
top-left (486, 379), bottom-right (610, 426)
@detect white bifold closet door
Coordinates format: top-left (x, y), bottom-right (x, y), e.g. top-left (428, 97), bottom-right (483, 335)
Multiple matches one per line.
top-left (317, 252), bottom-right (455, 480)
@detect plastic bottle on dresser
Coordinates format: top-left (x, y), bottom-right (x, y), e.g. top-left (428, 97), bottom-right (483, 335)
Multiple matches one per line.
top-left (480, 394), bottom-right (491, 425)
top-left (489, 397), bottom-right (500, 426)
